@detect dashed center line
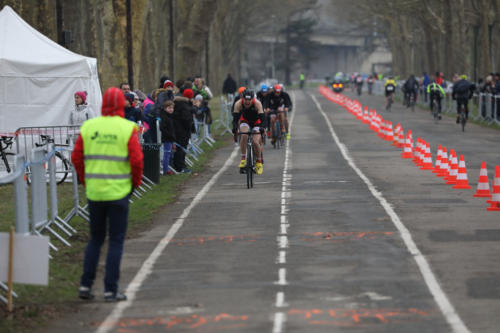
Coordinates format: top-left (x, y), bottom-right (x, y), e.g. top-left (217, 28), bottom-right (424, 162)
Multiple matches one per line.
top-left (272, 93), bottom-right (297, 332)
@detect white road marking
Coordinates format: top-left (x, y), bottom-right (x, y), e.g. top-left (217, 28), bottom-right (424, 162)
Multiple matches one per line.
top-left (272, 312), bottom-right (286, 333)
top-left (95, 147), bottom-right (239, 333)
top-left (280, 224), bottom-right (289, 235)
top-left (275, 291), bottom-right (289, 308)
top-left (311, 95), bottom-right (471, 333)
top-left (277, 251), bottom-right (287, 264)
top-left (278, 235), bottom-right (289, 249)
top-left (272, 92), bottom-right (297, 333)
top-left (275, 268), bottom-right (288, 285)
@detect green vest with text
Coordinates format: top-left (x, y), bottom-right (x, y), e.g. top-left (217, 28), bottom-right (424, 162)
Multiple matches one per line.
top-left (80, 116), bottom-right (135, 201)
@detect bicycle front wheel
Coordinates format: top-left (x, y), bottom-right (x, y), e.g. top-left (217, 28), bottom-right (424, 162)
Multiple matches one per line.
top-left (54, 152), bottom-right (69, 184)
top-left (246, 143), bottom-right (253, 189)
top-left (461, 112), bottom-right (466, 132)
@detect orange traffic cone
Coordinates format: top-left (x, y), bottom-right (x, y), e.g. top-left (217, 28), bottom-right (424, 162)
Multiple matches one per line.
top-left (445, 150), bottom-right (458, 185)
top-left (378, 120), bottom-right (386, 139)
top-left (420, 142), bottom-right (433, 170)
top-left (413, 139), bottom-right (423, 166)
top-left (386, 122), bottom-right (394, 141)
top-left (487, 166), bottom-right (500, 211)
top-left (392, 123), bottom-right (401, 147)
top-left (452, 155), bottom-right (472, 189)
top-left (433, 145), bottom-right (443, 174)
top-left (401, 130), bottom-right (413, 158)
top-left (474, 161), bottom-right (492, 198)
top-left (438, 147), bottom-right (450, 178)
top-left (363, 107), bottom-right (370, 124)
top-left (397, 127), bottom-right (405, 148)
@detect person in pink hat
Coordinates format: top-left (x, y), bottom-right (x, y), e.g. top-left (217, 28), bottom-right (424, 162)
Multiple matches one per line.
top-left (70, 91), bottom-right (96, 126)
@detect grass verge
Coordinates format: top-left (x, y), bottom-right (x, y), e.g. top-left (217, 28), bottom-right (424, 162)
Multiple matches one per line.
top-left (0, 98), bottom-right (232, 332)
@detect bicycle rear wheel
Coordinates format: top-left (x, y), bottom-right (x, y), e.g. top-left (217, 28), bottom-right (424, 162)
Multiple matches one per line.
top-left (274, 121), bottom-right (281, 150)
top-left (461, 111), bottom-right (466, 132)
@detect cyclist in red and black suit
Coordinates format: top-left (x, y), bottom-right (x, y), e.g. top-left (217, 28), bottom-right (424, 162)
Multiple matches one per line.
top-left (232, 90), bottom-right (265, 175)
top-left (264, 84), bottom-right (292, 144)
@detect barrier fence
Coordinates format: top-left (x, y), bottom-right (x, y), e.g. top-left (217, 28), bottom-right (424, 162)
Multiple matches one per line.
top-left (369, 81), bottom-right (500, 125)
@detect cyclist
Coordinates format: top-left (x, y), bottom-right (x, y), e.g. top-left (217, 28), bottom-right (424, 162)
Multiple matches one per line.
top-left (355, 74), bottom-right (364, 95)
top-left (403, 74), bottom-right (419, 107)
top-left (452, 75), bottom-right (475, 123)
top-left (280, 85), bottom-right (293, 139)
top-left (264, 84), bottom-right (292, 143)
top-left (232, 90), bottom-right (264, 175)
top-left (367, 75), bottom-right (375, 94)
top-left (257, 84), bottom-right (271, 136)
top-left (427, 79), bottom-right (446, 119)
top-left (384, 76), bottom-right (396, 109)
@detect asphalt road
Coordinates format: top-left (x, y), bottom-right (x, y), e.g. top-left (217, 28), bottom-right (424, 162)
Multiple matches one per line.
top-left (42, 88), bottom-right (500, 333)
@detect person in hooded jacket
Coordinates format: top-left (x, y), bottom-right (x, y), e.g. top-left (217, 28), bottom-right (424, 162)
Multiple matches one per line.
top-left (71, 87), bottom-right (143, 302)
top-left (172, 88), bottom-right (195, 173)
top-left (70, 91), bottom-right (96, 126)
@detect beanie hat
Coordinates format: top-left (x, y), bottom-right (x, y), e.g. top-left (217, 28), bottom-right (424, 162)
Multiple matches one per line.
top-left (124, 93), bottom-right (135, 104)
top-left (75, 91), bottom-right (87, 104)
top-left (194, 94), bottom-right (203, 101)
top-left (163, 80), bottom-right (174, 89)
top-left (183, 88), bottom-right (194, 99)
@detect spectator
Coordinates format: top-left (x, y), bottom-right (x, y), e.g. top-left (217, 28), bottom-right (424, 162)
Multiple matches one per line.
top-left (120, 82), bottom-right (131, 94)
top-left (422, 72), bottom-right (430, 103)
top-left (72, 87), bottom-right (143, 302)
top-left (159, 75), bottom-right (170, 89)
top-left (193, 76), bottom-right (213, 133)
top-left (222, 73), bottom-right (237, 95)
top-left (172, 88), bottom-right (195, 173)
top-left (159, 100), bottom-right (176, 175)
top-left (70, 91), bottom-right (96, 126)
top-left (175, 79), bottom-right (185, 95)
top-left (124, 93), bottom-right (145, 124)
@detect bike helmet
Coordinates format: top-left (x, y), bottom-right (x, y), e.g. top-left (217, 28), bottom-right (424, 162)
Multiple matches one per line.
top-left (274, 84), bottom-right (282, 92)
top-left (238, 86), bottom-right (246, 95)
top-left (242, 89), bottom-right (254, 100)
top-left (460, 74), bottom-right (468, 80)
top-left (260, 84), bottom-right (268, 92)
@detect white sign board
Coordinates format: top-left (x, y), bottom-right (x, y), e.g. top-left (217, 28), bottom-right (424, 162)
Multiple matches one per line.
top-left (0, 233), bottom-right (49, 285)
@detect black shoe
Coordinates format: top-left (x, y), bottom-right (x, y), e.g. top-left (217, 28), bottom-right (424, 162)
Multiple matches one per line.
top-left (78, 286), bottom-right (94, 300)
top-left (104, 291), bottom-right (127, 302)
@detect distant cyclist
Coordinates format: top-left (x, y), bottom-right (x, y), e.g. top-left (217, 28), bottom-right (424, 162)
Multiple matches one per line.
top-left (403, 74), bottom-right (419, 107)
top-left (232, 90), bottom-right (264, 175)
top-left (264, 84), bottom-right (292, 143)
top-left (257, 84), bottom-right (271, 136)
top-left (452, 75), bottom-right (475, 123)
top-left (427, 79), bottom-right (446, 119)
top-left (384, 76), bottom-right (396, 109)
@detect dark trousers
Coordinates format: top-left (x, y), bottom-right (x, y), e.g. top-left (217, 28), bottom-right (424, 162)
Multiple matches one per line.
top-left (173, 136), bottom-right (189, 171)
top-left (430, 94), bottom-right (442, 112)
top-left (80, 195), bottom-right (129, 293)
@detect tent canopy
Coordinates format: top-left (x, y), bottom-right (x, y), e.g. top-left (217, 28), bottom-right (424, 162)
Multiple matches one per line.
top-left (0, 5), bottom-right (101, 133)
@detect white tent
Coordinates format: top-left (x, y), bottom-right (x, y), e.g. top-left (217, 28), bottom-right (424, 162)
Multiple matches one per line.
top-left (0, 5), bottom-right (101, 133)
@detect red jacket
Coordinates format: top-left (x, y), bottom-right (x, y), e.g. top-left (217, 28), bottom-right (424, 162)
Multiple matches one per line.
top-left (71, 87), bottom-right (144, 188)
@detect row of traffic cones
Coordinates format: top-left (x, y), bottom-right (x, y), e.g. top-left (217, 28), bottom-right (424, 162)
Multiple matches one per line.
top-left (317, 86), bottom-right (500, 211)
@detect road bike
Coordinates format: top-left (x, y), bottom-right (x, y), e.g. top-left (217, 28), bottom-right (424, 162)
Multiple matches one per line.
top-left (239, 131), bottom-right (263, 189)
top-left (0, 136), bottom-right (15, 174)
top-left (409, 92), bottom-right (416, 112)
top-left (272, 108), bottom-right (285, 149)
top-left (431, 99), bottom-right (440, 124)
top-left (386, 93), bottom-right (394, 111)
top-left (459, 102), bottom-right (467, 132)
top-left (26, 134), bottom-right (70, 184)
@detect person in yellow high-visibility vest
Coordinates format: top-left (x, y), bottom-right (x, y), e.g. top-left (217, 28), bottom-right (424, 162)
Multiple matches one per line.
top-left (71, 87), bottom-right (143, 302)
